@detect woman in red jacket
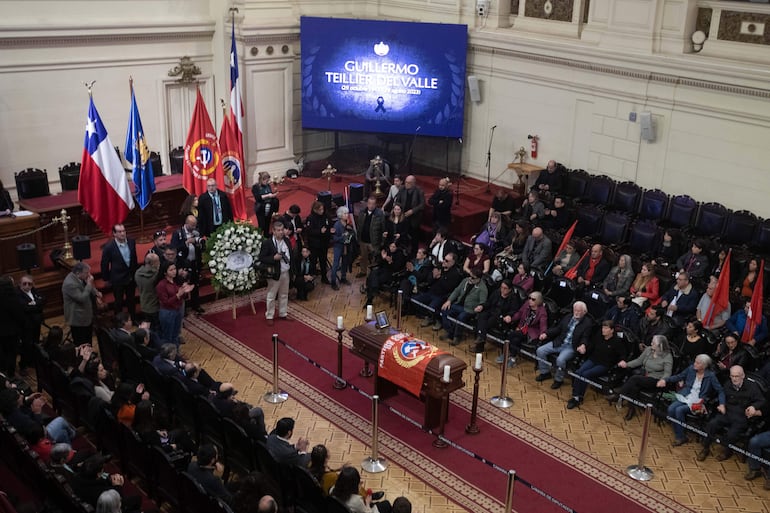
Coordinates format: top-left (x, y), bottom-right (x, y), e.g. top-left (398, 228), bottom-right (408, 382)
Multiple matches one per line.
top-left (156, 264), bottom-right (194, 346)
top-left (629, 262), bottom-right (660, 308)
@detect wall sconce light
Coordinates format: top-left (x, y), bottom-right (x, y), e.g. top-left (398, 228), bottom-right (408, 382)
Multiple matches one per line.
top-left (691, 30), bottom-right (706, 53)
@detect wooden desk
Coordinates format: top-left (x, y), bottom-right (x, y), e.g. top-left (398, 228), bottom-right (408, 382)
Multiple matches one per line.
top-left (0, 213), bottom-right (42, 274)
top-left (18, 174), bottom-right (187, 250)
top-left (349, 323), bottom-right (466, 429)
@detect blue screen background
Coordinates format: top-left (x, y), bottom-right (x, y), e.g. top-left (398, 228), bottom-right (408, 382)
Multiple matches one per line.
top-left (300, 17), bottom-right (468, 138)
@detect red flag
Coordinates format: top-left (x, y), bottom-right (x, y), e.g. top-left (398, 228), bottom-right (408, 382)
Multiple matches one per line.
top-left (742, 259), bottom-right (765, 342)
top-left (703, 249), bottom-right (731, 327)
top-left (78, 96), bottom-right (135, 235)
top-left (183, 88), bottom-right (223, 196)
top-left (554, 220), bottom-right (578, 260)
top-left (219, 113), bottom-right (248, 221)
top-left (223, 20), bottom-right (248, 220)
top-left (564, 249), bottom-right (588, 280)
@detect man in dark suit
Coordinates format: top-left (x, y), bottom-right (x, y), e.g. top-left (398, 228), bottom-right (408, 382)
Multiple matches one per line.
top-left (151, 343), bottom-right (183, 377)
top-left (198, 178), bottom-right (233, 237)
top-left (187, 444), bottom-right (232, 503)
top-left (171, 215), bottom-right (204, 313)
top-left (535, 301), bottom-right (594, 389)
top-left (356, 196), bottom-right (385, 278)
top-left (100, 223), bottom-right (138, 316)
top-left (109, 312), bottom-right (133, 346)
top-left (265, 417), bottom-right (310, 467)
top-left (395, 175), bottom-right (425, 255)
top-left (16, 275), bottom-right (44, 375)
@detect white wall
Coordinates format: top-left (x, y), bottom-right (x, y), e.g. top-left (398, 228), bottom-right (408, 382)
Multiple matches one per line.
top-left (2, 0), bottom-right (770, 217)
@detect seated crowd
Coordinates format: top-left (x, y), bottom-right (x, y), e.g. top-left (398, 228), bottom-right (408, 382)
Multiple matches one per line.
top-left (349, 167), bottom-right (770, 492)
top-left (3, 163), bottom-right (770, 512)
top-left (0, 312), bottom-right (414, 513)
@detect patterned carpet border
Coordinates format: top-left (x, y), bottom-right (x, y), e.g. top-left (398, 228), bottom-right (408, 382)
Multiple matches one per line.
top-left (186, 294), bottom-right (692, 513)
top-left (185, 299), bottom-right (498, 512)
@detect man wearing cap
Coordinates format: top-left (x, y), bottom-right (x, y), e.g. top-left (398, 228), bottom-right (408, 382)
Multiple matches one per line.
top-left (100, 223), bottom-right (138, 316)
top-left (146, 229), bottom-right (167, 257)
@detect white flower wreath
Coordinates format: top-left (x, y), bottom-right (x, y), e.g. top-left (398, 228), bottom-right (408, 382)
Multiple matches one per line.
top-left (203, 221), bottom-right (263, 295)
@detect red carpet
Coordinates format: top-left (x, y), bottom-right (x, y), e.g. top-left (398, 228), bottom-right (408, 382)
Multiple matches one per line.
top-left (186, 296), bottom-right (692, 513)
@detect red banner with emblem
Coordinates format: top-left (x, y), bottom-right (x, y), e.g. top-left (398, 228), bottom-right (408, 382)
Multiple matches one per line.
top-left (378, 333), bottom-right (447, 396)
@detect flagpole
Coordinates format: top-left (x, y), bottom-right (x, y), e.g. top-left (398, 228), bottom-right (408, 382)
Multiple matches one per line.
top-left (130, 76), bottom-right (152, 243)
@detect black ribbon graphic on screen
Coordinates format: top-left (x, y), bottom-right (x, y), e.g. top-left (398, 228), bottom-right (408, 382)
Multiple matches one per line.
top-left (375, 96), bottom-right (386, 113)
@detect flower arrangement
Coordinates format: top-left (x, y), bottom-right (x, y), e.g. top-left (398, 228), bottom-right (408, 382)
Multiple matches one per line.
top-left (203, 221), bottom-right (263, 295)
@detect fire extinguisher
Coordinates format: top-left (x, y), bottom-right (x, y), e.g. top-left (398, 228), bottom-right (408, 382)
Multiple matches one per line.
top-left (528, 134), bottom-right (539, 159)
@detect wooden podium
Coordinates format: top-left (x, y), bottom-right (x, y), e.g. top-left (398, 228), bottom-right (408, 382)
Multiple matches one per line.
top-left (507, 162), bottom-right (541, 195)
top-left (349, 323), bottom-right (466, 429)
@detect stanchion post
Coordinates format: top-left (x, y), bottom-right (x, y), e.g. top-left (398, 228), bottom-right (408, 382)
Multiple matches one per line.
top-left (362, 395), bottom-right (388, 473)
top-left (465, 359), bottom-right (482, 434)
top-left (360, 305), bottom-right (374, 377)
top-left (263, 333), bottom-right (289, 403)
top-left (626, 403), bottom-right (655, 481)
top-left (396, 290), bottom-right (403, 331)
top-left (334, 327), bottom-right (347, 389)
top-left (504, 470), bottom-right (516, 513)
top-left (491, 340), bottom-right (514, 408)
top-left (432, 374), bottom-right (450, 448)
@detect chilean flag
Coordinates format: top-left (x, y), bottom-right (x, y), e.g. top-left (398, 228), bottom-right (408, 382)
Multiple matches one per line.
top-left (225, 20), bottom-right (248, 220)
top-left (78, 97), bottom-right (135, 235)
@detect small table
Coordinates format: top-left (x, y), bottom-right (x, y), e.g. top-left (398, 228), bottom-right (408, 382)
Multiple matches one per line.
top-left (507, 162), bottom-right (541, 194)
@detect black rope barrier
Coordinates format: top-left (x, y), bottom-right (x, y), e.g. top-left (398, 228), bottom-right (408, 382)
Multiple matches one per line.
top-left (273, 333), bottom-right (589, 513)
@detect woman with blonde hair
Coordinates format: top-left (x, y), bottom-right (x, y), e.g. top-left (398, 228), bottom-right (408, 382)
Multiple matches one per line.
top-left (629, 261), bottom-right (660, 307)
top-left (252, 171), bottom-right (278, 233)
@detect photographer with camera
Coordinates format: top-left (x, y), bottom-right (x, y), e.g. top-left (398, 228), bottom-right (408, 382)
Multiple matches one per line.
top-left (259, 219), bottom-right (293, 325)
top-left (171, 215), bottom-right (205, 314)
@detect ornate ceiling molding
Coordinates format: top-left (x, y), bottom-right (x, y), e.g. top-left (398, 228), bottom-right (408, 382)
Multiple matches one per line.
top-left (0, 25), bottom-right (215, 48)
top-left (472, 44), bottom-right (770, 100)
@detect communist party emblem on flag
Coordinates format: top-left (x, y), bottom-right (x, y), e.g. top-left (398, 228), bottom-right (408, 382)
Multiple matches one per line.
top-left (183, 88), bottom-right (223, 195)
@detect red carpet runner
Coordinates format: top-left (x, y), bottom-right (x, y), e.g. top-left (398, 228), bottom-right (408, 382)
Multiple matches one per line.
top-left (186, 296), bottom-right (692, 513)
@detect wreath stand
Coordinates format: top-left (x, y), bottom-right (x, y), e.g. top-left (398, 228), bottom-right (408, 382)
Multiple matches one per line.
top-left (212, 290), bottom-right (257, 320)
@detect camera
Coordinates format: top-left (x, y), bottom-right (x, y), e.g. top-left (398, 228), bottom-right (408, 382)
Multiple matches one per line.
top-left (477, 0), bottom-right (489, 16)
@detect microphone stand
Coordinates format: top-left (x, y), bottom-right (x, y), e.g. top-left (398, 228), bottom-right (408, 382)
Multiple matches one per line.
top-left (456, 137), bottom-right (462, 206)
top-left (403, 126), bottom-right (420, 174)
top-left (485, 125), bottom-right (496, 193)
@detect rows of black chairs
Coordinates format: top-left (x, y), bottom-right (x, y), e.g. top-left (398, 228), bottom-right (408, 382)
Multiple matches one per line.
top-left (43, 327), bottom-right (333, 513)
top-left (557, 168), bottom-right (770, 258)
top-left (0, 418), bottom-right (94, 513)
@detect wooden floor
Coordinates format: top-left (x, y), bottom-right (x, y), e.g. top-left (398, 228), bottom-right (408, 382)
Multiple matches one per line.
top-left (48, 272), bottom-right (769, 513)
